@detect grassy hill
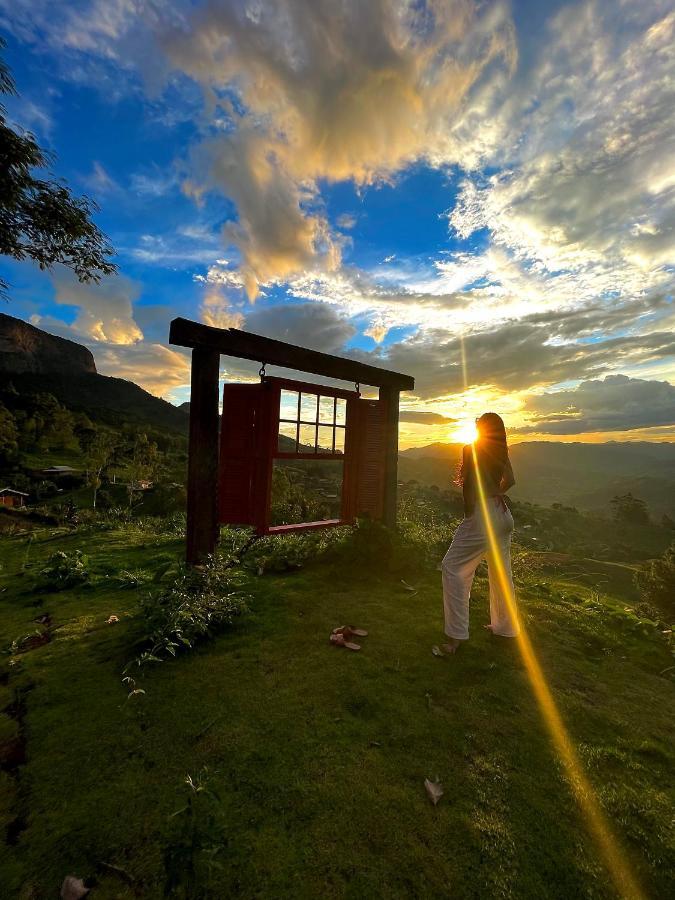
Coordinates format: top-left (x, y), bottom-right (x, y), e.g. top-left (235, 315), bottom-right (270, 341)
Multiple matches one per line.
top-left (399, 441), bottom-right (675, 518)
top-left (0, 508), bottom-right (673, 897)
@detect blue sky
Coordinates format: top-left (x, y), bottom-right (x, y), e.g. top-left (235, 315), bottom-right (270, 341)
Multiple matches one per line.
top-left (0, 0), bottom-right (673, 446)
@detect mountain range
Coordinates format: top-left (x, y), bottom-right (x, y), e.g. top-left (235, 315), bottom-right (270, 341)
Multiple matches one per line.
top-left (1, 313), bottom-right (673, 515)
top-left (400, 441), bottom-right (675, 517)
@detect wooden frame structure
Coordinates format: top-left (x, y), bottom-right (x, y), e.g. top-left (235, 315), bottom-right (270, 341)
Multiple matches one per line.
top-left (169, 317), bottom-right (414, 563)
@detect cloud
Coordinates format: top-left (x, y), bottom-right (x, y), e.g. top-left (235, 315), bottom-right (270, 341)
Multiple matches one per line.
top-left (199, 286), bottom-right (245, 329)
top-left (52, 271), bottom-right (143, 345)
top-left (448, 1), bottom-right (675, 307)
top-left (164, 0), bottom-right (516, 295)
top-left (376, 320), bottom-right (675, 399)
top-left (94, 341), bottom-right (191, 398)
top-left (516, 375), bottom-right (675, 434)
top-left (336, 213), bottom-right (357, 230)
top-left (399, 410), bottom-right (457, 425)
top-left (245, 302), bottom-right (356, 354)
top-left (129, 232), bottom-right (222, 266)
top-left (82, 161), bottom-right (120, 195)
top-left (130, 166), bottom-right (180, 197)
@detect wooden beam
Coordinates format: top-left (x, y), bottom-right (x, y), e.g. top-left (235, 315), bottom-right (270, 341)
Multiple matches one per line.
top-left (186, 346), bottom-right (220, 564)
top-left (170, 317), bottom-right (414, 391)
top-left (380, 386), bottom-right (400, 529)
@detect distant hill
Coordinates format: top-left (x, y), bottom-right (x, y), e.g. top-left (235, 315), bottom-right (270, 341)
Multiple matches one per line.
top-left (0, 314), bottom-right (187, 434)
top-left (0, 312), bottom-right (96, 376)
top-left (400, 440), bottom-right (675, 517)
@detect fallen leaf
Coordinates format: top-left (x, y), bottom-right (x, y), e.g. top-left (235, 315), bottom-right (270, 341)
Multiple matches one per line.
top-left (400, 580), bottom-right (417, 592)
top-left (424, 778), bottom-right (443, 806)
top-left (107, 615), bottom-right (119, 625)
top-left (431, 645), bottom-right (443, 658)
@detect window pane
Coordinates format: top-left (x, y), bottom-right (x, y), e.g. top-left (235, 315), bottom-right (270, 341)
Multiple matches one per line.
top-left (317, 425), bottom-right (334, 454)
top-left (270, 459), bottom-right (343, 526)
top-left (300, 393), bottom-right (318, 422)
top-left (298, 423), bottom-right (317, 452)
top-left (280, 389), bottom-right (299, 421)
top-left (278, 421), bottom-right (297, 453)
top-left (319, 395), bottom-right (335, 424)
top-left (335, 397), bottom-right (347, 425)
top-left (334, 426), bottom-right (345, 455)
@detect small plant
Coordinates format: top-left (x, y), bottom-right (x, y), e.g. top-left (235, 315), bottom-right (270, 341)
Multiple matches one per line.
top-left (163, 768), bottom-right (228, 898)
top-left (38, 550), bottom-right (89, 591)
top-left (116, 569), bottom-right (151, 589)
top-left (125, 555), bottom-right (250, 673)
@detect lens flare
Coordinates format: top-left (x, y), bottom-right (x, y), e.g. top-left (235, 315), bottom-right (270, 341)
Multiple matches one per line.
top-left (470, 444), bottom-right (644, 899)
top-left (452, 418), bottom-right (478, 444)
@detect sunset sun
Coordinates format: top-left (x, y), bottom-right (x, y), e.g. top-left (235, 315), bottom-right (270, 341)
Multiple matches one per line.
top-left (451, 419), bottom-right (478, 444)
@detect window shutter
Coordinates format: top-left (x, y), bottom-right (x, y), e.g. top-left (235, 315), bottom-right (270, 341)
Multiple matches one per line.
top-left (218, 383), bottom-right (271, 529)
top-left (354, 398), bottom-right (387, 519)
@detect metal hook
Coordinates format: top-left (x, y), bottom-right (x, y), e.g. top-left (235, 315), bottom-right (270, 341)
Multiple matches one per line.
top-left (259, 362), bottom-right (266, 380)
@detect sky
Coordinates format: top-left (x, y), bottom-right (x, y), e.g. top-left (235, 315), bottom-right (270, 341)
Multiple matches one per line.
top-left (0, 0), bottom-right (673, 448)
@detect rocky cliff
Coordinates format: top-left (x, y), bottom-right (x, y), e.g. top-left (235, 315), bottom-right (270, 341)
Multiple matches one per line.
top-left (0, 313), bottom-right (188, 433)
top-left (0, 313), bottom-right (97, 376)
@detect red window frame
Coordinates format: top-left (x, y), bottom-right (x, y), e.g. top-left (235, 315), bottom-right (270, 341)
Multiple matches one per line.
top-left (218, 375), bottom-right (390, 536)
top-left (261, 377), bottom-right (359, 535)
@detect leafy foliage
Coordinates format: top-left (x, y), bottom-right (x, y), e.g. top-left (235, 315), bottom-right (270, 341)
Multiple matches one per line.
top-left (163, 768), bottom-right (229, 898)
top-left (611, 492), bottom-right (650, 525)
top-left (635, 541), bottom-right (675, 621)
top-left (0, 39), bottom-right (115, 299)
top-left (38, 549), bottom-right (89, 590)
top-left (127, 555), bottom-right (250, 671)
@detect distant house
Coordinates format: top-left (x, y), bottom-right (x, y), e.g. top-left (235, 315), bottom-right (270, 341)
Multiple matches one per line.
top-left (0, 488), bottom-right (29, 508)
top-left (40, 466), bottom-right (80, 477)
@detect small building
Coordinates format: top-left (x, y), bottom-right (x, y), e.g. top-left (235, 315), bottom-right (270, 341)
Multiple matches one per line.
top-left (0, 488), bottom-right (29, 508)
top-left (40, 466), bottom-right (80, 478)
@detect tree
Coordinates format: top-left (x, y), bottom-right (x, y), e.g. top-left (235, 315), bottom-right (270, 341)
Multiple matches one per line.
top-left (0, 400), bottom-right (18, 464)
top-left (87, 431), bottom-right (116, 509)
top-left (0, 39), bottom-right (115, 299)
top-left (610, 493), bottom-right (650, 526)
top-left (635, 541), bottom-right (675, 620)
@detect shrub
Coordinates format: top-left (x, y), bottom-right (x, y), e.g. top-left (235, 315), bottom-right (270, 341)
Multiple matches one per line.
top-left (634, 541), bottom-right (675, 621)
top-left (38, 550), bottom-right (89, 591)
top-left (127, 555), bottom-right (250, 671)
top-left (244, 526), bottom-right (349, 574)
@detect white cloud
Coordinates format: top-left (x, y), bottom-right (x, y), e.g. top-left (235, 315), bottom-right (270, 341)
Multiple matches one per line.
top-left (448, 1), bottom-right (675, 309)
top-left (52, 271), bottom-right (143, 345)
top-left (164, 0), bottom-right (516, 296)
top-left (82, 161), bottom-right (120, 195)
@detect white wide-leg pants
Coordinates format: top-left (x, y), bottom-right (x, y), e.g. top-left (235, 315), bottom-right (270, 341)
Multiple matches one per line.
top-left (441, 497), bottom-right (519, 641)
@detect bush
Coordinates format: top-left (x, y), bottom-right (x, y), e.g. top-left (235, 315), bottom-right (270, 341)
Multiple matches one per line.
top-left (635, 541), bottom-right (675, 621)
top-left (244, 526), bottom-right (350, 574)
top-left (38, 550), bottom-right (89, 591)
top-left (127, 555), bottom-right (250, 671)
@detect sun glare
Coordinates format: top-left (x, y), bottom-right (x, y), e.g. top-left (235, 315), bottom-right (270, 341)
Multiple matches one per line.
top-left (452, 419), bottom-right (478, 444)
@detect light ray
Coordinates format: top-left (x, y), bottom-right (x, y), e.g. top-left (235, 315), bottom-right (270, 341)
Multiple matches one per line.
top-left (470, 443), bottom-right (644, 899)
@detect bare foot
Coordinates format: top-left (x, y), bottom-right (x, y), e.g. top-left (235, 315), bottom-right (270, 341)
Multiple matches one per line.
top-left (441, 638), bottom-right (461, 654)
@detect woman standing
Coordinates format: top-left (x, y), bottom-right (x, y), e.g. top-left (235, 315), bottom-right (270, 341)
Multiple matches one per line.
top-left (439, 413), bottom-right (520, 653)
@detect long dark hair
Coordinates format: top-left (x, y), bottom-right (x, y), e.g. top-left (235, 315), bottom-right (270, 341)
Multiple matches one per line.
top-left (459, 412), bottom-right (509, 487)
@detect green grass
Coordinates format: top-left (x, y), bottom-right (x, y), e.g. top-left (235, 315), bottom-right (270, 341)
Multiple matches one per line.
top-left (0, 526), bottom-right (673, 898)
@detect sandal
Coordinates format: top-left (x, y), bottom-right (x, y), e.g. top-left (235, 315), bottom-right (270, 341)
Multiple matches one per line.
top-left (332, 625), bottom-right (368, 639)
top-left (329, 632), bottom-right (361, 651)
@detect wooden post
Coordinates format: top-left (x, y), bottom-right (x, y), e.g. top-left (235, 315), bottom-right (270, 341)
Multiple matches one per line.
top-left (186, 346), bottom-right (220, 564)
top-left (380, 386), bottom-right (400, 529)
